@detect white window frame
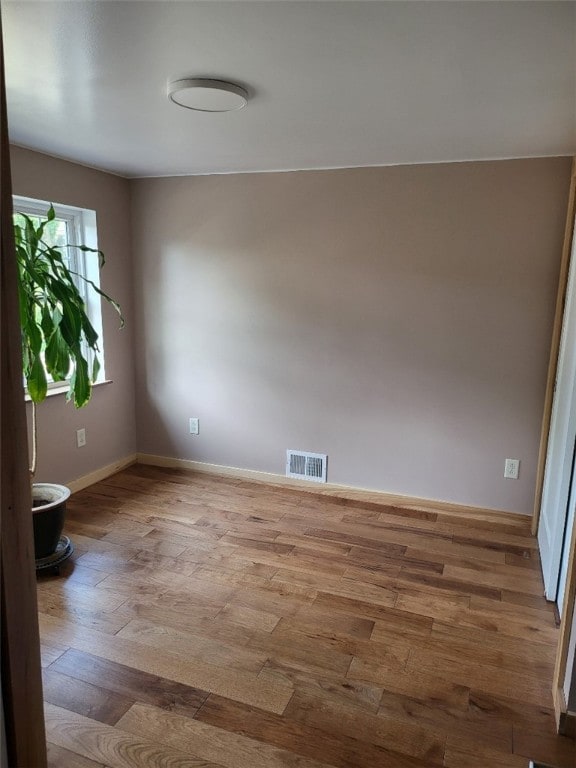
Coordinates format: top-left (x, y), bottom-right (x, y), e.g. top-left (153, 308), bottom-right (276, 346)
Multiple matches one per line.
top-left (13, 195), bottom-right (106, 390)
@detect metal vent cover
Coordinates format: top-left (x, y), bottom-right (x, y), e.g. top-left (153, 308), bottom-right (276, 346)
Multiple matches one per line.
top-left (286, 450), bottom-right (327, 483)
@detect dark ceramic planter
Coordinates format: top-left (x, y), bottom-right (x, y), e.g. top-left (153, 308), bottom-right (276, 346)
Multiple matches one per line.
top-left (32, 483), bottom-right (71, 559)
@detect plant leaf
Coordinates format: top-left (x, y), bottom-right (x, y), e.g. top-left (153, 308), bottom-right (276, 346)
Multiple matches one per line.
top-left (92, 354), bottom-right (100, 382)
top-left (27, 354), bottom-right (48, 403)
top-left (70, 352), bottom-right (91, 408)
top-left (67, 267), bottom-right (124, 327)
top-left (45, 327), bottom-right (70, 381)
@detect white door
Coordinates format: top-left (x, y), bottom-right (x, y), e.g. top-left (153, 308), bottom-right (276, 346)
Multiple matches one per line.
top-left (539, 223), bottom-right (576, 606)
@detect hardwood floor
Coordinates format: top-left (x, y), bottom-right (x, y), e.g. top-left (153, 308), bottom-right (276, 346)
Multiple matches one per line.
top-left (37, 464), bottom-right (575, 768)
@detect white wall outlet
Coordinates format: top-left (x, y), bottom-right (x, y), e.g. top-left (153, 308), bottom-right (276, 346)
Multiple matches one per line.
top-left (76, 428), bottom-right (86, 448)
top-left (504, 458), bottom-right (519, 479)
top-left (189, 417), bottom-right (199, 435)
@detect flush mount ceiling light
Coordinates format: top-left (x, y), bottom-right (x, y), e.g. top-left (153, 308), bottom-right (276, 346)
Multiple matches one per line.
top-left (167, 78), bottom-right (248, 113)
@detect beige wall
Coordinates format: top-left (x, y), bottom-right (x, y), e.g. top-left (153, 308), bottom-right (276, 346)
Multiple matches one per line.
top-left (131, 159), bottom-right (570, 514)
top-left (10, 146), bottom-right (137, 484)
top-left (9, 148), bottom-right (570, 513)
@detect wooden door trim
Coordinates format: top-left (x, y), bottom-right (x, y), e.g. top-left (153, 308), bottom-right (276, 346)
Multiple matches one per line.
top-left (554, 684), bottom-right (576, 738)
top-left (0, 15), bottom-right (48, 767)
top-left (533, 157), bottom-right (576, 536)
top-left (552, 466), bottom-right (576, 734)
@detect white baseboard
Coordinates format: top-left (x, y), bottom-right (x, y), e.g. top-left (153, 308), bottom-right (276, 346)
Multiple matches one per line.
top-left (67, 454), bottom-right (137, 494)
top-left (135, 452), bottom-right (524, 522)
top-left (61, 451), bottom-right (528, 523)
top-left (137, 453), bottom-right (292, 485)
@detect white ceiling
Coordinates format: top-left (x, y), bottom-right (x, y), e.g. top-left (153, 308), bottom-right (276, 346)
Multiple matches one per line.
top-left (2, 1), bottom-right (575, 178)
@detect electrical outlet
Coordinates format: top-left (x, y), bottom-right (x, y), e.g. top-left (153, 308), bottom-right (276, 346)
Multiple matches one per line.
top-left (504, 458), bottom-right (519, 479)
top-left (189, 417), bottom-right (199, 435)
top-left (76, 428), bottom-right (86, 448)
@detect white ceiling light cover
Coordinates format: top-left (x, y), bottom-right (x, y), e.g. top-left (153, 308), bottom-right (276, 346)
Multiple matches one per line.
top-left (168, 78), bottom-right (248, 113)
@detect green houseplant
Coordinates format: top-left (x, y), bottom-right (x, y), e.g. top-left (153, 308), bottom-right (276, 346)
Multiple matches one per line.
top-left (14, 203), bottom-right (123, 560)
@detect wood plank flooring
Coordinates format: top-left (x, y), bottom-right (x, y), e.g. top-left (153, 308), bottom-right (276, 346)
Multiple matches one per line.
top-left (37, 464), bottom-right (575, 768)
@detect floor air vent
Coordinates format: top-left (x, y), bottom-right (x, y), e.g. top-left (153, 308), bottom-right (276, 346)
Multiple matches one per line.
top-left (286, 450), bottom-right (327, 483)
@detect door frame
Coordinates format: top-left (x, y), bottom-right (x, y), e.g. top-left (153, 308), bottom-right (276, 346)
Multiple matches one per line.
top-left (0, 20), bottom-right (47, 766)
top-left (532, 157), bottom-right (576, 733)
top-left (553, 485), bottom-right (576, 735)
top-left (533, 158), bottom-right (576, 536)
top-left (537, 217), bottom-right (576, 603)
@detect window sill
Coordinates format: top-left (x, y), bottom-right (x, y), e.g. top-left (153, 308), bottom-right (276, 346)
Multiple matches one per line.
top-left (24, 379), bottom-right (113, 402)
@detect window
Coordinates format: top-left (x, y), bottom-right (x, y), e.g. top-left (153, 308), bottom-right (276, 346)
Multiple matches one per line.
top-left (13, 195), bottom-right (106, 390)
